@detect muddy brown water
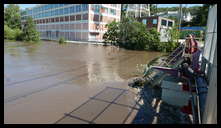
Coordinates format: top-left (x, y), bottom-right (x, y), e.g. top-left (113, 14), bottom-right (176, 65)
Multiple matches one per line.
top-left (4, 41), bottom-right (164, 124)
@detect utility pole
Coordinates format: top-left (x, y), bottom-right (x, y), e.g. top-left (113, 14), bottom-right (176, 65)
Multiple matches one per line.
top-left (177, 4), bottom-right (182, 43)
top-left (179, 4), bottom-right (182, 31)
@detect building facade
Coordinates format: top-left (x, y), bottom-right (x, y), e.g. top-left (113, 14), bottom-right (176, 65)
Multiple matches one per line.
top-left (21, 4), bottom-right (121, 42)
top-left (157, 11), bottom-right (193, 22)
top-left (138, 16), bottom-right (175, 42)
top-left (122, 4), bottom-right (150, 18)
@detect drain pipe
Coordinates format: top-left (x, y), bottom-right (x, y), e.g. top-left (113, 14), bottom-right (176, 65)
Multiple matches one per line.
top-left (187, 79), bottom-right (197, 124)
top-left (195, 76), bottom-right (208, 124)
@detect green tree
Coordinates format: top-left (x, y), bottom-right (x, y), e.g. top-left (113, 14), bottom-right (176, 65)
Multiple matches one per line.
top-left (21, 17), bottom-right (40, 42)
top-left (103, 16), bottom-right (162, 51)
top-left (4, 24), bottom-right (22, 40)
top-left (103, 21), bottom-right (120, 45)
top-left (149, 4), bottom-right (157, 16)
top-left (191, 4), bottom-right (210, 26)
top-left (168, 26), bottom-right (180, 42)
top-left (4, 4), bottom-right (21, 29)
top-left (147, 28), bottom-right (161, 50)
top-left (4, 25), bottom-right (15, 40)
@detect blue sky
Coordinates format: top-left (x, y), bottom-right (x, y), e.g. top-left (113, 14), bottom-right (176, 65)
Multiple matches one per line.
top-left (4, 4), bottom-right (203, 10)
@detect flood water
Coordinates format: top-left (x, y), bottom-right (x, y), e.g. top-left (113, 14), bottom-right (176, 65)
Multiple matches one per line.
top-left (4, 41), bottom-right (164, 124)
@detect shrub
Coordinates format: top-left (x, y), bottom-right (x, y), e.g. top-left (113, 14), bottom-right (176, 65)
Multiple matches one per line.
top-left (22, 17), bottom-right (40, 42)
top-left (158, 41), bottom-right (179, 52)
top-left (4, 25), bottom-right (22, 40)
top-left (59, 37), bottom-right (66, 44)
top-left (103, 21), bottom-right (120, 45)
top-left (103, 16), bottom-right (180, 52)
top-left (14, 28), bottom-right (23, 41)
top-left (4, 25), bottom-right (14, 40)
top-left (146, 28), bottom-right (161, 51)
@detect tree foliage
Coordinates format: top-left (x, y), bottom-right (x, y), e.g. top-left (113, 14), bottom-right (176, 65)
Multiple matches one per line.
top-left (4, 4), bottom-right (21, 29)
top-left (4, 5), bottom-right (40, 42)
top-left (4, 24), bottom-right (22, 40)
top-left (190, 4), bottom-right (210, 26)
top-left (103, 16), bottom-right (179, 52)
top-left (103, 17), bottom-right (162, 51)
top-left (21, 17), bottom-right (40, 42)
top-left (103, 21), bottom-right (120, 45)
top-left (149, 4), bottom-right (157, 16)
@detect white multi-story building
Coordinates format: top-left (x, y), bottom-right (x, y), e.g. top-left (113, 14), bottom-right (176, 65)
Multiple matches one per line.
top-left (157, 11), bottom-right (193, 22)
top-left (122, 4), bottom-right (150, 18)
top-left (21, 4), bottom-right (121, 42)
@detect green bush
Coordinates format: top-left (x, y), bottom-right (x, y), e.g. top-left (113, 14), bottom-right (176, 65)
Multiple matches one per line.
top-left (4, 5), bottom-right (40, 42)
top-left (22, 17), bottom-right (40, 42)
top-left (4, 25), bottom-right (14, 40)
top-left (103, 21), bottom-right (120, 44)
top-left (158, 41), bottom-right (179, 52)
top-left (14, 28), bottom-right (23, 41)
top-left (103, 16), bottom-right (178, 52)
top-left (58, 37), bottom-right (66, 44)
top-left (4, 25), bottom-right (22, 40)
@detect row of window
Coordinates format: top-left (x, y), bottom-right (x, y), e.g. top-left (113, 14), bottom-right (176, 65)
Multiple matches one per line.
top-left (36, 23), bottom-right (108, 31)
top-left (142, 19), bottom-right (157, 25)
top-left (31, 14), bottom-right (88, 24)
top-left (40, 31), bottom-right (89, 41)
top-left (23, 4), bottom-right (88, 19)
top-left (161, 19), bottom-right (173, 27)
top-left (25, 4), bottom-right (118, 16)
top-left (142, 18), bottom-right (173, 27)
top-left (36, 23), bottom-right (88, 30)
top-left (91, 5), bottom-right (116, 15)
top-left (25, 4), bottom-right (85, 15)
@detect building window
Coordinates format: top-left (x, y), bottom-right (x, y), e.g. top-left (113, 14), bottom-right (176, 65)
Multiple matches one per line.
top-left (93, 14), bottom-right (99, 21)
top-left (161, 19), bottom-right (167, 26)
top-left (70, 6), bottom-right (75, 13)
top-left (82, 4), bottom-right (88, 11)
top-left (76, 14), bottom-right (81, 20)
top-left (60, 17), bottom-right (64, 22)
top-left (168, 21), bottom-right (173, 27)
top-left (51, 18), bottom-right (54, 22)
top-left (55, 17), bottom-right (59, 22)
top-left (76, 5), bottom-right (81, 12)
top-left (52, 10), bottom-right (55, 16)
top-left (55, 9), bottom-right (59, 16)
top-left (103, 7), bottom-right (108, 14)
top-left (95, 5), bottom-right (100, 13)
top-left (142, 19), bottom-right (147, 24)
top-left (82, 14), bottom-right (88, 20)
top-left (59, 8), bottom-right (63, 15)
top-left (65, 16), bottom-right (69, 21)
top-left (70, 15), bottom-right (75, 21)
top-left (110, 9), bottom-right (116, 15)
top-left (64, 8), bottom-right (69, 15)
top-left (54, 4), bottom-right (59, 8)
top-left (153, 19), bottom-right (157, 24)
top-left (111, 4), bottom-right (117, 8)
